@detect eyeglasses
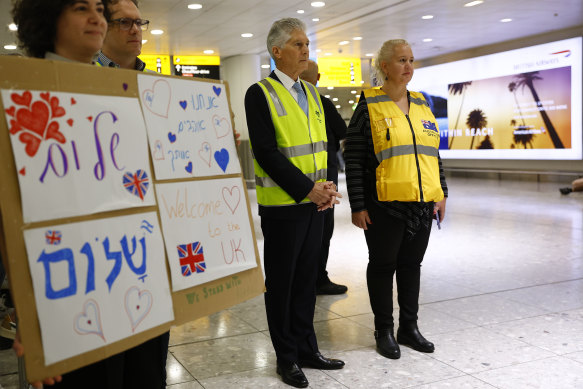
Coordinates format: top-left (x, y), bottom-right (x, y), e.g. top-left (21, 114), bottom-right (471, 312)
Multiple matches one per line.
top-left (110, 18), bottom-right (150, 31)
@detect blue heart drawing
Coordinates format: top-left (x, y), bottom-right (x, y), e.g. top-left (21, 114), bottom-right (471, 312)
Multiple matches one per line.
top-left (214, 148), bottom-right (229, 172)
top-left (213, 86), bottom-right (221, 97)
top-left (179, 100), bottom-right (187, 110)
top-left (168, 132), bottom-right (176, 143)
top-left (185, 161), bottom-right (193, 173)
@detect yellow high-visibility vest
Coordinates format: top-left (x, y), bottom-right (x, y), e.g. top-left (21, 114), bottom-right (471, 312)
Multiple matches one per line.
top-left (253, 77), bottom-right (328, 206)
top-left (364, 88), bottom-right (443, 202)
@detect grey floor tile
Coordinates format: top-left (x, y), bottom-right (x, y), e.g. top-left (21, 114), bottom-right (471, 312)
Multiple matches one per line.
top-left (485, 312), bottom-right (583, 354)
top-left (410, 375), bottom-right (497, 388)
top-left (227, 294), bottom-right (269, 331)
top-left (166, 352), bottom-right (194, 385)
top-left (166, 381), bottom-right (204, 389)
top-left (564, 351), bottom-right (583, 365)
top-left (199, 366), bottom-right (347, 389)
top-left (491, 279), bottom-right (583, 312)
top-left (313, 318), bottom-right (375, 353)
top-left (170, 310), bottom-right (257, 346)
top-left (169, 332), bottom-right (275, 380)
top-left (429, 326), bottom-right (555, 374)
top-left (325, 347), bottom-right (463, 389)
top-left (426, 294), bottom-right (548, 326)
top-left (473, 356), bottom-right (583, 389)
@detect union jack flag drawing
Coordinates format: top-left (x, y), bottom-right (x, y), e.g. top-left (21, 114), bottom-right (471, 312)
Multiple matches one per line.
top-left (421, 119), bottom-right (438, 132)
top-left (177, 241), bottom-right (206, 276)
top-left (45, 230), bottom-right (62, 245)
top-left (123, 169), bottom-right (149, 200)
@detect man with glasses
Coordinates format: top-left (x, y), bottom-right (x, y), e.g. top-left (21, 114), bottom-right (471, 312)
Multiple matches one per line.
top-left (98, 0), bottom-right (149, 70)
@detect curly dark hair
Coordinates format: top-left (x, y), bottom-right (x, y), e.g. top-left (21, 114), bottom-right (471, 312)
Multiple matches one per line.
top-left (12, 0), bottom-right (112, 58)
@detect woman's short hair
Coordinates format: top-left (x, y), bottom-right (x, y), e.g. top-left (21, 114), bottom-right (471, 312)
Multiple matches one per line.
top-left (12, 0), bottom-right (112, 58)
top-left (266, 18), bottom-right (306, 61)
top-left (374, 39), bottom-right (410, 84)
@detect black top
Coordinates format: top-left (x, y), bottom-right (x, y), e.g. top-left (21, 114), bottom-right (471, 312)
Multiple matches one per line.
top-left (320, 95), bottom-right (347, 185)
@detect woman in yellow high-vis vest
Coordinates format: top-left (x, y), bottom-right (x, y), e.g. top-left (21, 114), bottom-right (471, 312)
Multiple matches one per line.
top-left (345, 39), bottom-right (448, 360)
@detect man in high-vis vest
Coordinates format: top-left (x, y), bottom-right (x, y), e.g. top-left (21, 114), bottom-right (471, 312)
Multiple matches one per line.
top-left (244, 18), bottom-right (345, 388)
top-left (97, 0), bottom-right (149, 71)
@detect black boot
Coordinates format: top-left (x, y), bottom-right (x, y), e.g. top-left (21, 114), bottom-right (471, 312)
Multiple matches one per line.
top-left (374, 329), bottom-right (400, 359)
top-left (397, 323), bottom-right (434, 353)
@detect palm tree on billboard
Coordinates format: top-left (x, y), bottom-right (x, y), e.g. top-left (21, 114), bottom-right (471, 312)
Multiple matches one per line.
top-left (513, 71), bottom-right (564, 148)
top-left (448, 81), bottom-right (472, 149)
top-left (466, 109), bottom-right (487, 149)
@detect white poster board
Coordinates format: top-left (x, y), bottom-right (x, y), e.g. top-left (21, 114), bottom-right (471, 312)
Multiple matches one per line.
top-left (23, 212), bottom-right (173, 365)
top-left (156, 177), bottom-right (257, 291)
top-left (1, 90), bottom-right (155, 223)
top-left (137, 75), bottom-right (241, 179)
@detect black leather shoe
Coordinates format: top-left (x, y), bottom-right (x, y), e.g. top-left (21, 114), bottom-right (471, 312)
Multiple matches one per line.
top-left (276, 362), bottom-right (309, 388)
top-left (374, 329), bottom-right (400, 359)
top-left (316, 281), bottom-right (348, 295)
top-left (299, 352), bottom-right (345, 370)
top-left (397, 324), bottom-right (435, 353)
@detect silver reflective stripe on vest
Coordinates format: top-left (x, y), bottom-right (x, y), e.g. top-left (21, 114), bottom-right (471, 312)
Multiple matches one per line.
top-left (375, 144), bottom-right (438, 163)
top-left (259, 79), bottom-right (287, 116)
top-left (278, 140), bottom-right (327, 158)
top-left (367, 94), bottom-right (392, 104)
top-left (409, 95), bottom-right (429, 107)
top-left (303, 81), bottom-right (322, 112)
top-left (255, 168), bottom-right (328, 188)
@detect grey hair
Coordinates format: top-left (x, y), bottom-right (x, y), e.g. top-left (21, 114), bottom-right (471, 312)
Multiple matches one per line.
top-left (374, 39), bottom-right (410, 84)
top-left (266, 18), bottom-right (306, 60)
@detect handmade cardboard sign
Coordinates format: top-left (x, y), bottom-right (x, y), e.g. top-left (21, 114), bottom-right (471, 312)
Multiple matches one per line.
top-left (1, 90), bottom-right (155, 223)
top-left (157, 177), bottom-right (257, 291)
top-left (0, 56), bottom-right (264, 383)
top-left (138, 75), bottom-right (241, 179)
top-left (24, 212), bottom-right (173, 365)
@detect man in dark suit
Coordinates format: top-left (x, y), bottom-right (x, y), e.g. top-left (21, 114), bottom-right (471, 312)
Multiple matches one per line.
top-left (300, 60), bottom-right (348, 296)
top-left (244, 18), bottom-right (345, 388)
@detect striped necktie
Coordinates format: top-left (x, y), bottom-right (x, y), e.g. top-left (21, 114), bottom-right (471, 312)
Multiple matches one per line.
top-left (292, 81), bottom-right (308, 116)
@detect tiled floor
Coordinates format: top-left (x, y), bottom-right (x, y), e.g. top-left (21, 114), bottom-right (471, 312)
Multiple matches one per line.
top-left (1, 175), bottom-right (582, 388)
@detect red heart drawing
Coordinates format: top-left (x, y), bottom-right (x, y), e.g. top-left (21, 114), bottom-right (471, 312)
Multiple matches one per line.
top-left (19, 167), bottom-right (26, 176)
top-left (71, 97), bottom-right (77, 105)
top-left (5, 106), bottom-right (15, 117)
top-left (45, 121), bottom-right (65, 143)
top-left (16, 101), bottom-right (50, 138)
top-left (67, 118), bottom-right (74, 126)
top-left (18, 132), bottom-right (41, 157)
top-left (141, 79), bottom-right (171, 118)
top-left (40, 92), bottom-right (50, 102)
top-left (87, 116), bottom-right (93, 122)
top-left (9, 119), bottom-right (22, 135)
top-left (50, 96), bottom-right (65, 118)
top-left (11, 91), bottom-right (32, 107)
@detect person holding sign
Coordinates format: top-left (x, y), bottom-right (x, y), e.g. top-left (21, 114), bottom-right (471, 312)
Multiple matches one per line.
top-left (345, 39), bottom-right (448, 360)
top-left (97, 0), bottom-right (150, 71)
top-left (10, 1), bottom-right (169, 388)
top-left (244, 18), bottom-right (344, 388)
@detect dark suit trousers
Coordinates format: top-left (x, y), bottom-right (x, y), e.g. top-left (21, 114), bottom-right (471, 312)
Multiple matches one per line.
top-left (316, 208), bottom-right (334, 286)
top-left (364, 201), bottom-right (431, 331)
top-left (261, 209), bottom-right (324, 363)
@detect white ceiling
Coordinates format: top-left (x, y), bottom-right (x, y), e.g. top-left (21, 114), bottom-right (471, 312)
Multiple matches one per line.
top-left (0, 0), bottom-right (581, 114)
top-left (1, 0), bottom-right (582, 62)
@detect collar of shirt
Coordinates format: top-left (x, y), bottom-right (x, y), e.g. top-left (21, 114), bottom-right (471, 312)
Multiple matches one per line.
top-left (274, 68), bottom-right (303, 103)
top-left (97, 51), bottom-right (147, 71)
top-left (44, 51), bottom-right (99, 64)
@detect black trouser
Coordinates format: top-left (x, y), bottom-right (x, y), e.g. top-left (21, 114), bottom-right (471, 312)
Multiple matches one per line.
top-left (52, 331), bottom-right (170, 389)
top-left (316, 208), bottom-right (334, 286)
top-left (363, 203), bottom-right (431, 331)
top-left (261, 210), bottom-right (324, 364)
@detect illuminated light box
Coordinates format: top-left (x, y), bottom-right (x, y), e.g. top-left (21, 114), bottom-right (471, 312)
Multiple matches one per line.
top-left (409, 37), bottom-right (582, 160)
top-left (138, 54), bottom-right (172, 75)
top-left (317, 58), bottom-right (362, 87)
top-left (173, 56), bottom-right (220, 79)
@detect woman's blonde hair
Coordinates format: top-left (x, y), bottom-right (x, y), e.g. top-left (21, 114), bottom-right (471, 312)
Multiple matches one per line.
top-left (373, 39), bottom-right (410, 84)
